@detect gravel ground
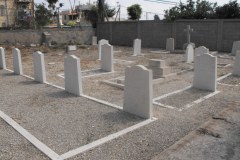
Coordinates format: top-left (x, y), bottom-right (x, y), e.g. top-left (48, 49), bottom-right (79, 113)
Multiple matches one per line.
top-left (157, 88), bottom-right (212, 108)
top-left (0, 119), bottom-right (50, 160)
top-left (0, 70), bottom-right (142, 154)
top-left (0, 45), bottom-right (238, 159)
top-left (152, 100), bottom-right (240, 160)
top-left (220, 75), bottom-right (240, 85)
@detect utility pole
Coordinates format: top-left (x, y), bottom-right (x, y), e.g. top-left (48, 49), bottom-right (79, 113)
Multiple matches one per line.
top-left (119, 4), bottom-right (120, 21)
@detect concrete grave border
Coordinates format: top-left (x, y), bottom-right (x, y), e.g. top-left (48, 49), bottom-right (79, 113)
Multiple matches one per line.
top-left (153, 86), bottom-right (220, 111)
top-left (217, 73), bottom-right (240, 87)
top-left (0, 68), bottom-right (157, 160)
top-left (58, 68), bottom-right (115, 79)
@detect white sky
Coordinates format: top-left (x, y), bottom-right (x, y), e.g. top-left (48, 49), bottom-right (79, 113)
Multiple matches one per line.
top-left (34, 0), bottom-right (230, 19)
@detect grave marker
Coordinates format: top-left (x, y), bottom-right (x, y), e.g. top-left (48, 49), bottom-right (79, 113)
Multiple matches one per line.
top-left (101, 44), bottom-right (113, 72)
top-left (195, 46), bottom-right (209, 57)
top-left (184, 44), bottom-right (194, 63)
top-left (92, 36), bottom-right (97, 45)
top-left (231, 41), bottom-right (240, 55)
top-left (193, 53), bottom-right (217, 92)
top-left (33, 51), bottom-right (46, 83)
top-left (98, 39), bottom-right (109, 59)
top-left (64, 55), bottom-right (83, 96)
top-left (12, 48), bottom-right (23, 75)
top-left (123, 65), bottom-right (153, 119)
top-left (66, 45), bottom-right (77, 53)
top-left (233, 50), bottom-right (240, 76)
top-left (183, 25), bottom-right (194, 49)
top-left (166, 38), bottom-right (175, 51)
top-left (133, 39), bottom-right (141, 56)
top-left (149, 59), bottom-right (171, 79)
top-left (0, 47), bottom-right (6, 69)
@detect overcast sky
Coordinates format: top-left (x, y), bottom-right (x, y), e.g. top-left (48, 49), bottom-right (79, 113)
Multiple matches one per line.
top-left (34, 0), bottom-right (230, 19)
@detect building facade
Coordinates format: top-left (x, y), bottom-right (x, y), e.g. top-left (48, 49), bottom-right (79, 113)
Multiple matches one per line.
top-left (0, 0), bottom-right (34, 27)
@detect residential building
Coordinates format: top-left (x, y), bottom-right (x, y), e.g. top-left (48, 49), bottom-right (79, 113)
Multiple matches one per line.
top-left (0, 0), bottom-right (34, 27)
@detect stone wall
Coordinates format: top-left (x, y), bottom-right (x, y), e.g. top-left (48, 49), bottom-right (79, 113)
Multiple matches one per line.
top-left (0, 27), bottom-right (95, 45)
top-left (97, 19), bottom-right (240, 52)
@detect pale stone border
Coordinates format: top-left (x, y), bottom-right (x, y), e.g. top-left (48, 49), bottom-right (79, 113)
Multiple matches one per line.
top-left (217, 73), bottom-right (240, 87)
top-left (57, 69), bottom-right (115, 79)
top-left (1, 68), bottom-right (157, 160)
top-left (60, 118), bottom-right (157, 159)
top-left (0, 110), bottom-right (62, 160)
top-left (153, 88), bottom-right (220, 111)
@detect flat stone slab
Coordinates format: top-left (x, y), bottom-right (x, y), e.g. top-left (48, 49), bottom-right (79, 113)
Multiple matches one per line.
top-left (156, 88), bottom-right (212, 109)
top-left (150, 50), bottom-right (170, 54)
top-left (0, 70), bottom-right (143, 154)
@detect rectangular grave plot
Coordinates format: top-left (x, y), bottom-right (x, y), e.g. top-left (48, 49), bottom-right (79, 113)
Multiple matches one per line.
top-left (0, 70), bottom-right (143, 154)
top-left (219, 75), bottom-right (240, 86)
top-left (155, 88), bottom-right (212, 109)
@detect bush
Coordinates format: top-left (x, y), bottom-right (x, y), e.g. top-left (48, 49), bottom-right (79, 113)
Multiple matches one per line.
top-left (67, 21), bottom-right (77, 27)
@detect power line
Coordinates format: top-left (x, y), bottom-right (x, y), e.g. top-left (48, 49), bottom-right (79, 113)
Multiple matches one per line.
top-left (144, 0), bottom-right (178, 5)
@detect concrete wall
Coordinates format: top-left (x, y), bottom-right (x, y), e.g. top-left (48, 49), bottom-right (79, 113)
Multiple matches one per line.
top-left (0, 27), bottom-right (95, 45)
top-left (97, 19), bottom-right (240, 52)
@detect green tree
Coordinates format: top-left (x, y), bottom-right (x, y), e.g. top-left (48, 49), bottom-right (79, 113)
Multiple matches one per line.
top-left (194, 0), bottom-right (217, 19)
top-left (127, 4), bottom-right (142, 20)
top-left (154, 14), bottom-right (160, 21)
top-left (83, 3), bottom-right (115, 28)
top-left (215, 0), bottom-right (240, 19)
top-left (46, 0), bottom-right (58, 10)
top-left (35, 3), bottom-right (52, 27)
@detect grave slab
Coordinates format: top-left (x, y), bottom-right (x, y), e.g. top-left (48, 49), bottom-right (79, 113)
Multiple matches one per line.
top-left (133, 39), bottom-right (141, 56)
top-left (233, 51), bottom-right (240, 76)
top-left (12, 48), bottom-right (23, 75)
top-left (0, 47), bottom-right (6, 69)
top-left (193, 53), bottom-right (217, 92)
top-left (33, 51), bottom-right (46, 83)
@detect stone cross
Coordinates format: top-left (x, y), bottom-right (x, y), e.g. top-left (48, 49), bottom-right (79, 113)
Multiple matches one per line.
top-left (184, 25), bottom-right (193, 44)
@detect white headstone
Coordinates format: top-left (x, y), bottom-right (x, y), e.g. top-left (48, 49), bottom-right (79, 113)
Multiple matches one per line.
top-left (33, 51), bottom-right (46, 83)
top-left (133, 39), bottom-right (141, 56)
top-left (184, 44), bottom-right (194, 63)
top-left (123, 65), bottom-right (153, 119)
top-left (101, 44), bottom-right (113, 72)
top-left (98, 39), bottom-right (109, 59)
top-left (64, 55), bottom-right (82, 96)
top-left (92, 36), bottom-right (97, 45)
top-left (166, 38), bottom-right (175, 51)
top-left (193, 53), bottom-right (217, 92)
top-left (231, 41), bottom-right (240, 55)
top-left (0, 47), bottom-right (6, 69)
top-left (233, 50), bottom-right (240, 76)
top-left (195, 46), bottom-right (209, 57)
top-left (13, 48), bottom-right (23, 75)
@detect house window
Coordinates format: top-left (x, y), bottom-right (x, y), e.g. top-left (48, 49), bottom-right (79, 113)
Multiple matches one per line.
top-left (64, 15), bottom-right (67, 20)
top-left (0, 5), bottom-right (5, 16)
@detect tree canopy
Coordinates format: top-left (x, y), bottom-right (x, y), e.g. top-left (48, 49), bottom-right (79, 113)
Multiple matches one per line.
top-left (83, 3), bottom-right (115, 28)
top-left (127, 4), bottom-right (142, 20)
top-left (164, 0), bottom-right (240, 21)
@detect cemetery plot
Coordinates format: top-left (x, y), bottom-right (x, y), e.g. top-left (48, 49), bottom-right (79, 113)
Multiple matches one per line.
top-left (0, 119), bottom-right (49, 160)
top-left (58, 68), bottom-right (114, 79)
top-left (153, 87), bottom-right (220, 111)
top-left (218, 74), bottom-right (240, 86)
top-left (0, 70), bottom-right (144, 155)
